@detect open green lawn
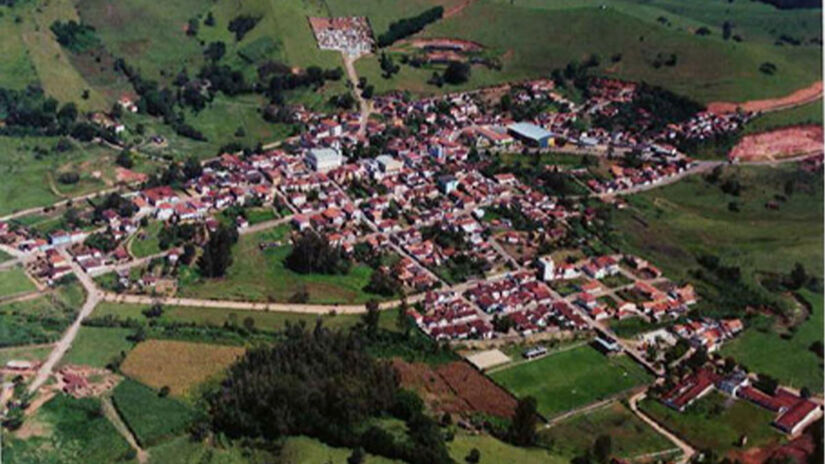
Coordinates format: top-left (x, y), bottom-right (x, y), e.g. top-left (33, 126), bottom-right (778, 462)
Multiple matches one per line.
top-left (112, 378), bottom-right (194, 447)
top-left (61, 326), bottom-right (135, 367)
top-left (179, 226), bottom-right (383, 304)
top-left (93, 301), bottom-right (368, 332)
top-left (0, 267), bottom-right (36, 298)
top-left (639, 392), bottom-right (781, 454)
top-left (744, 99), bottom-right (824, 135)
top-left (130, 220), bottom-right (164, 258)
top-left (369, 0), bottom-right (821, 103)
top-left (722, 289), bottom-right (824, 392)
top-left (490, 345), bottom-right (652, 417)
top-left (6, 395), bottom-right (133, 464)
top-left (538, 401), bottom-right (677, 460)
top-left (609, 317), bottom-right (668, 339)
top-left (449, 432), bottom-right (568, 464)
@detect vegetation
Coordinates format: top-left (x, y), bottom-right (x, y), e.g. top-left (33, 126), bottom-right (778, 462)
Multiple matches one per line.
top-left (206, 324), bottom-right (452, 463)
top-left (0, 267), bottom-right (36, 298)
top-left (286, 230), bottom-right (352, 275)
top-left (490, 346), bottom-right (652, 417)
top-left (638, 392), bottom-right (778, 453)
top-left (198, 224), bottom-right (238, 278)
top-left (112, 378), bottom-right (195, 447)
top-left (61, 326), bottom-right (135, 368)
top-left (538, 402), bottom-right (676, 460)
top-left (377, 7), bottom-right (444, 47)
top-left (0, 280), bottom-right (82, 347)
top-left (120, 339), bottom-right (244, 397)
top-left (50, 20), bottom-right (100, 53)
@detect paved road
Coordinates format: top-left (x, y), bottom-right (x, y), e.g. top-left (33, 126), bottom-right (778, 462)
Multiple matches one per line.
top-left (28, 249), bottom-right (102, 393)
top-left (628, 391), bottom-right (694, 464)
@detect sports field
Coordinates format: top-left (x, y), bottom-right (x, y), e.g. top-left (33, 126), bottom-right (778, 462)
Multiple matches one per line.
top-left (490, 345), bottom-right (652, 417)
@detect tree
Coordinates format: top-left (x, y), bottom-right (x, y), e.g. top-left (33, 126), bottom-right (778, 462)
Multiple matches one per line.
top-left (116, 149), bottom-right (134, 168)
top-left (197, 224), bottom-right (236, 278)
top-left (443, 61), bottom-right (471, 85)
top-left (142, 303), bottom-right (164, 318)
top-left (593, 434), bottom-right (612, 464)
top-left (285, 230), bottom-right (351, 275)
top-left (362, 299), bottom-right (381, 338)
top-left (465, 448), bottom-right (481, 463)
top-left (242, 316), bottom-right (255, 332)
top-left (158, 386), bottom-right (171, 397)
top-left (396, 299), bottom-right (412, 335)
top-left (348, 447), bottom-right (365, 464)
top-left (508, 396), bottom-right (538, 446)
top-left (204, 41), bottom-right (226, 62)
top-left (204, 12), bottom-right (215, 27)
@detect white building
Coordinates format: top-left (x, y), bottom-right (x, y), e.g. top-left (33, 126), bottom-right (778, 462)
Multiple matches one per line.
top-left (306, 148), bottom-right (343, 172)
top-left (376, 155), bottom-right (403, 174)
top-left (538, 255), bottom-right (555, 281)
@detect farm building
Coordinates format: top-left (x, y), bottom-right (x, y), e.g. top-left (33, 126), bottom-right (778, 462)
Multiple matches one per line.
top-left (507, 122), bottom-right (555, 148)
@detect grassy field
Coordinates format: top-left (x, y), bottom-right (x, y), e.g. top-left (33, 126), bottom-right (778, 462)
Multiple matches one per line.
top-left (722, 289), bottom-right (824, 392)
top-left (448, 432), bottom-right (568, 464)
top-left (61, 326), bottom-right (135, 367)
top-left (130, 220), bottom-right (164, 258)
top-left (616, 165), bottom-right (823, 297)
top-left (7, 395), bottom-right (133, 464)
top-left (609, 317), bottom-right (669, 339)
top-left (639, 392), bottom-right (781, 454)
top-left (279, 436), bottom-right (402, 464)
top-left (179, 225), bottom-right (381, 304)
top-left (0, 135), bottom-right (160, 215)
top-left (744, 99), bottom-right (824, 135)
top-left (112, 378), bottom-right (195, 447)
top-left (538, 402), bottom-right (677, 460)
top-left (355, 0), bottom-right (822, 103)
top-left (145, 435), bottom-right (271, 464)
top-left (120, 339), bottom-right (244, 397)
top-left (0, 281), bottom-right (83, 347)
top-left (490, 345), bottom-right (652, 417)
top-left (93, 301), bottom-right (366, 332)
top-left (0, 267), bottom-right (36, 298)
top-left (0, 344), bottom-right (53, 366)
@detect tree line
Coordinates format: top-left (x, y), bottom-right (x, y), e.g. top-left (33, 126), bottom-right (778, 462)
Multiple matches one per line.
top-left (377, 7), bottom-right (444, 47)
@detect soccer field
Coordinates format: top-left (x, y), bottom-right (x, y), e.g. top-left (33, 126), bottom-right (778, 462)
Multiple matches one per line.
top-left (490, 345), bottom-right (652, 417)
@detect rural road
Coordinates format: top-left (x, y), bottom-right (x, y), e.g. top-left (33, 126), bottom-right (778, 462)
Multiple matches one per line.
top-left (102, 396), bottom-right (149, 463)
top-left (628, 391), bottom-right (695, 464)
top-left (28, 248), bottom-right (102, 393)
top-left (343, 53), bottom-right (371, 136)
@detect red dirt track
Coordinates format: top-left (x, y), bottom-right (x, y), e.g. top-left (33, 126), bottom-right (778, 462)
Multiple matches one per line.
top-left (729, 125), bottom-right (823, 161)
top-left (707, 81), bottom-right (823, 114)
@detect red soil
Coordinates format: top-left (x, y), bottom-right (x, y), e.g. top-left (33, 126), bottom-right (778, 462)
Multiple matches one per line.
top-left (707, 81), bottom-right (823, 115)
top-left (729, 125), bottom-right (824, 161)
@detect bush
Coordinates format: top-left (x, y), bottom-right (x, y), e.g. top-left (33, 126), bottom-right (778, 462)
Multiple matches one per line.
top-left (57, 171), bottom-right (80, 184)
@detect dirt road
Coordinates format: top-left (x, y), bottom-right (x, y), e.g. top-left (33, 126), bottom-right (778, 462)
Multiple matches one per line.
top-left (628, 391), bottom-right (694, 464)
top-left (343, 54), bottom-right (371, 136)
top-left (28, 249), bottom-right (102, 393)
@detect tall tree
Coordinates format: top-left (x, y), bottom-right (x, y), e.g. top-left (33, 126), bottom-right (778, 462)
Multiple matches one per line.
top-left (198, 224), bottom-right (236, 278)
top-left (508, 396), bottom-right (538, 446)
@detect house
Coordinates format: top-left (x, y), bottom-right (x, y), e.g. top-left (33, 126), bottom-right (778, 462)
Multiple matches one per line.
top-left (537, 255), bottom-right (555, 281)
top-left (661, 369), bottom-right (717, 412)
top-left (774, 399), bottom-right (822, 435)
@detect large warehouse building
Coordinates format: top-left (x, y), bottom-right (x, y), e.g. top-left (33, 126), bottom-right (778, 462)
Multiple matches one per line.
top-left (507, 122), bottom-right (555, 148)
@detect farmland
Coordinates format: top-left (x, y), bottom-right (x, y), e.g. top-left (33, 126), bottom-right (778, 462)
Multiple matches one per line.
top-left (0, 344), bottom-right (53, 366)
top-left (638, 392), bottom-right (780, 453)
top-left (538, 402), bottom-right (677, 460)
top-left (490, 345), bottom-right (652, 417)
top-left (178, 226), bottom-right (381, 304)
top-left (5, 395), bottom-right (132, 464)
top-left (112, 378), bottom-right (195, 447)
top-left (119, 339), bottom-right (244, 396)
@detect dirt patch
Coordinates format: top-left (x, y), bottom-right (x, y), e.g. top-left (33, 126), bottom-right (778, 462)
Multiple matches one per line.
top-left (393, 359), bottom-right (517, 419)
top-left (729, 125), bottom-right (823, 161)
top-left (707, 81), bottom-right (823, 115)
top-left (405, 37), bottom-right (484, 52)
top-left (728, 425), bottom-right (817, 464)
top-left (445, 0), bottom-right (477, 18)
